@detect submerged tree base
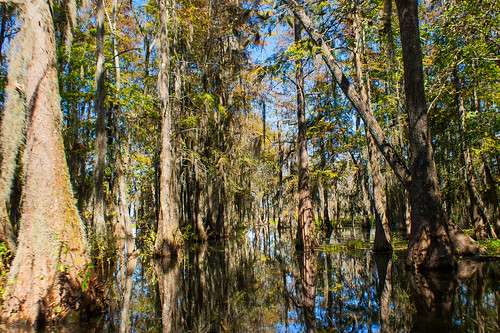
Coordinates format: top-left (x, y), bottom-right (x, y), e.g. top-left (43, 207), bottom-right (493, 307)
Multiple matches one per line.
top-left (1, 265), bottom-right (104, 328)
top-left (447, 219), bottom-right (485, 256)
top-left (406, 228), bottom-right (457, 271)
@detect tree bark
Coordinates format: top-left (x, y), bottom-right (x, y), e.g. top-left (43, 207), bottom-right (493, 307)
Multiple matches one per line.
top-left (319, 137), bottom-right (331, 235)
top-left (294, 18), bottom-right (316, 249)
top-left (0, 5), bottom-right (27, 251)
top-left (483, 161), bottom-right (500, 238)
top-left (155, 0), bottom-right (183, 256)
top-left (93, 0), bottom-right (107, 238)
top-left (351, 6), bottom-right (392, 252)
top-left (0, 0), bottom-right (96, 325)
top-left (110, 0), bottom-right (135, 253)
top-left (395, 0), bottom-right (457, 270)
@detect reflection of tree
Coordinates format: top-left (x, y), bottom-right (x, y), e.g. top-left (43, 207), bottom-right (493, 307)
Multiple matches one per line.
top-left (103, 233), bottom-right (499, 332)
top-left (120, 255), bottom-right (138, 333)
top-left (374, 253), bottom-right (393, 333)
top-left (316, 249), bottom-right (379, 331)
top-left (454, 260), bottom-right (496, 332)
top-left (298, 250), bottom-right (317, 332)
top-left (409, 270), bottom-right (456, 331)
top-left (155, 257), bottom-right (180, 333)
top-left (475, 265), bottom-right (486, 333)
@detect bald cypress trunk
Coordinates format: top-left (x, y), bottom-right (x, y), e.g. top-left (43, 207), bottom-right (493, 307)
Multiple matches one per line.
top-left (395, 0), bottom-right (456, 270)
top-left (351, 7), bottom-right (392, 252)
top-left (0, 4), bottom-right (26, 252)
top-left (155, 0), bottom-right (183, 256)
top-left (93, 0), bottom-right (107, 238)
top-left (294, 18), bottom-right (316, 249)
top-left (0, 0), bottom-right (96, 325)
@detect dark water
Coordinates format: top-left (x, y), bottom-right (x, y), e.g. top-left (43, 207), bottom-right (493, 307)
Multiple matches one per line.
top-left (31, 228), bottom-right (500, 332)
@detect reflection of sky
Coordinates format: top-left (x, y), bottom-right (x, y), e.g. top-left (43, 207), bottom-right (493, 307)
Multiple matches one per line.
top-left (92, 226), bottom-right (500, 332)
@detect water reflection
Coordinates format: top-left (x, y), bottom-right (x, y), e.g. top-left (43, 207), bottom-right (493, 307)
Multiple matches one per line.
top-left (88, 229), bottom-right (499, 332)
top-left (120, 255), bottom-right (138, 333)
top-left (298, 250), bottom-right (317, 332)
top-left (374, 253), bottom-right (392, 333)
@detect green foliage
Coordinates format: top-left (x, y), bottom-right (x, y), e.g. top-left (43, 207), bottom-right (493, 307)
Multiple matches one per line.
top-left (0, 242), bottom-right (12, 305)
top-left (321, 239), bottom-right (370, 252)
top-left (137, 224), bottom-right (157, 258)
top-left (478, 239), bottom-right (500, 256)
top-left (90, 234), bottom-right (119, 273)
top-left (180, 224), bottom-right (197, 242)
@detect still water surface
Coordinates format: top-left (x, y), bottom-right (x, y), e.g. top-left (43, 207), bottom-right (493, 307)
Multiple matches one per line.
top-left (42, 228), bottom-right (500, 332)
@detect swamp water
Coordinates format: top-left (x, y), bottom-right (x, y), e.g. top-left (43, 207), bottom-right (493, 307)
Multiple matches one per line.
top-left (22, 228), bottom-right (500, 332)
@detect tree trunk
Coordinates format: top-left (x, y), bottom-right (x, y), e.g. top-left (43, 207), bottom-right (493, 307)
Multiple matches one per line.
top-left (395, 0), bottom-right (457, 270)
top-left (454, 70), bottom-right (491, 239)
top-left (294, 18), bottom-right (316, 249)
top-left (319, 137), bottom-right (331, 235)
top-left (1, 0), bottom-right (96, 325)
top-left (483, 161), bottom-right (500, 238)
top-left (110, 0), bottom-right (135, 253)
top-left (351, 7), bottom-right (392, 252)
top-left (93, 0), bottom-right (107, 238)
top-left (155, 0), bottom-right (183, 256)
top-left (194, 157), bottom-right (208, 241)
top-left (368, 134), bottom-right (393, 252)
top-left (0, 7), bottom-right (27, 251)
top-left (277, 122), bottom-right (284, 231)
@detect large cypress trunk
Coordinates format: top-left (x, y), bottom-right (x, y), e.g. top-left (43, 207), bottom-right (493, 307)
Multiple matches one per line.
top-left (0, 0), bottom-right (95, 325)
top-left (395, 0), bottom-right (455, 270)
top-left (155, 0), bottom-right (182, 256)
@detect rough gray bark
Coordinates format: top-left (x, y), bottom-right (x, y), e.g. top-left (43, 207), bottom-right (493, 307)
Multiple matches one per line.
top-left (351, 7), bottom-right (392, 252)
top-left (0, 11), bottom-right (25, 251)
top-left (294, 18), bottom-right (316, 249)
top-left (395, 0), bottom-right (456, 269)
top-left (155, 0), bottom-right (182, 256)
top-left (93, 0), bottom-right (107, 238)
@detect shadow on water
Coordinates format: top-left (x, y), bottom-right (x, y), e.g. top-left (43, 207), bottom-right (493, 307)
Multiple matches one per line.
top-left (16, 228), bottom-right (500, 332)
